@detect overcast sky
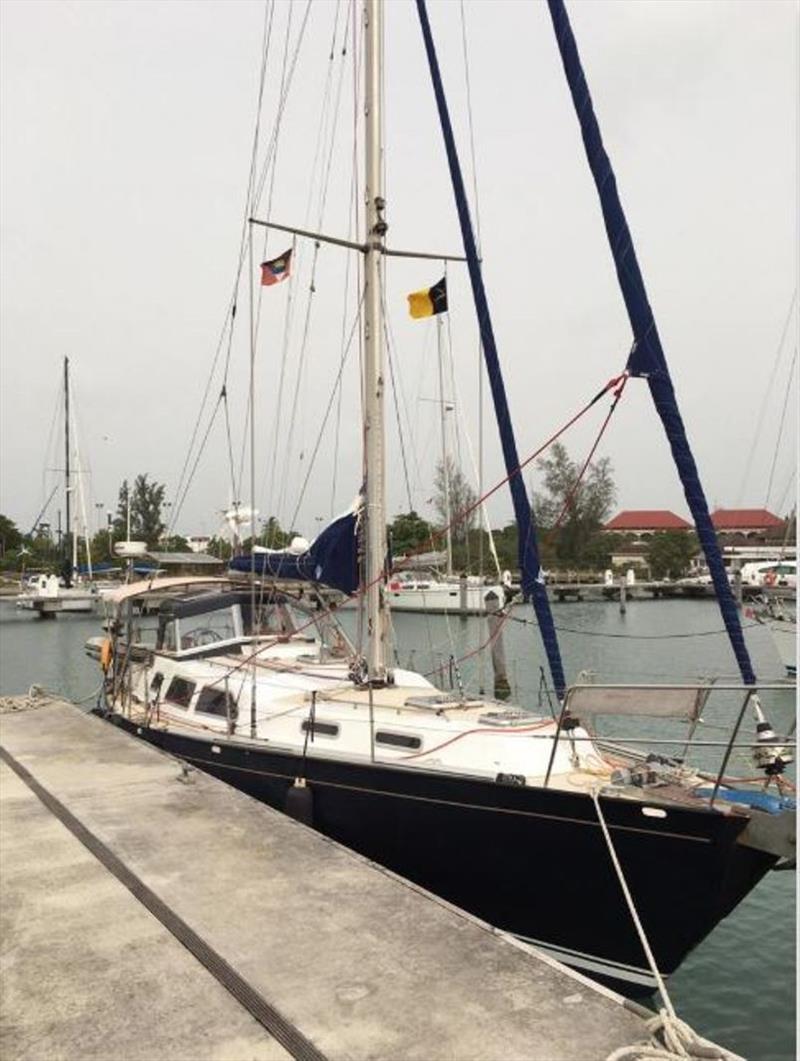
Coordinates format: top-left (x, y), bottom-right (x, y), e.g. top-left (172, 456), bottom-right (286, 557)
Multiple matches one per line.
top-left (1, 0), bottom-right (797, 542)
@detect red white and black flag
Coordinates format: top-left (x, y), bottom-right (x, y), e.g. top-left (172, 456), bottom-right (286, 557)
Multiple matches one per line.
top-left (260, 248), bottom-right (293, 286)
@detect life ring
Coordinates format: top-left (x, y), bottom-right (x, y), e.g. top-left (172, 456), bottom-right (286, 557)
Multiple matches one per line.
top-left (99, 638), bottom-right (113, 672)
top-left (764, 570), bottom-right (777, 587)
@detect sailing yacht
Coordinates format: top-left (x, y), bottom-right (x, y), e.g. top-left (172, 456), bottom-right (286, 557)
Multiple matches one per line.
top-left (17, 357), bottom-right (98, 616)
top-left (88, 0), bottom-right (795, 996)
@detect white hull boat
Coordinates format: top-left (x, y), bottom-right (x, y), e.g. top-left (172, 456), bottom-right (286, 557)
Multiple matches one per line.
top-left (16, 574), bottom-right (98, 615)
top-left (385, 574), bottom-right (508, 615)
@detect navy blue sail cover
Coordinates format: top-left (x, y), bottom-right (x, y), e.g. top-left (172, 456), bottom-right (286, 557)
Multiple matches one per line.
top-left (229, 509), bottom-right (359, 596)
top-left (416, 0), bottom-right (567, 700)
top-left (547, 0), bottom-right (756, 685)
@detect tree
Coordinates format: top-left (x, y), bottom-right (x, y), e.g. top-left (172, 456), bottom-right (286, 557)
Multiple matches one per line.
top-left (492, 523), bottom-right (519, 573)
top-left (261, 516), bottom-right (292, 550)
top-left (433, 457), bottom-right (476, 546)
top-left (159, 535), bottom-right (190, 553)
top-left (88, 530), bottom-right (114, 564)
top-left (206, 536), bottom-right (233, 560)
top-left (114, 475), bottom-right (166, 547)
top-left (389, 510), bottom-right (434, 557)
top-left (646, 532), bottom-right (698, 580)
top-left (0, 514), bottom-right (23, 556)
top-left (533, 442), bottom-right (616, 565)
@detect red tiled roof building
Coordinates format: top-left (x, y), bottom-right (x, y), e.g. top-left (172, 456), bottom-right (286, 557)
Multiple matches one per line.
top-left (604, 511), bottom-right (692, 534)
top-left (710, 509), bottom-right (784, 534)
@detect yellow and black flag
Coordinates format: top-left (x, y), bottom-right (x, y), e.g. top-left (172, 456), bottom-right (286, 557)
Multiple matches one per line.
top-left (407, 276), bottom-right (448, 319)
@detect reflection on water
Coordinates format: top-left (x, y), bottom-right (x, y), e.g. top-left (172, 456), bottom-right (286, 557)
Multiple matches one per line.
top-left (0, 596), bottom-right (795, 1060)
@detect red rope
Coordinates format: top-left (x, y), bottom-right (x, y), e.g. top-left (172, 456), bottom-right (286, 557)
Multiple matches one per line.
top-left (423, 604), bottom-right (513, 678)
top-left (430, 372), bottom-right (627, 554)
top-left (550, 372), bottom-right (628, 535)
top-left (193, 374), bottom-right (631, 687)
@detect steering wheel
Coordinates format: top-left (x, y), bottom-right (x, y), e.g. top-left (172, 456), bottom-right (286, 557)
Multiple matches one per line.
top-left (189, 627), bottom-right (224, 647)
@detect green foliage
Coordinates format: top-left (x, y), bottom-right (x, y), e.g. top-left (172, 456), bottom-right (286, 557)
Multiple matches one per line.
top-left (88, 530), bottom-right (114, 564)
top-left (206, 536), bottom-right (233, 560)
top-left (580, 533), bottom-right (614, 571)
top-left (492, 523), bottom-right (519, 573)
top-left (114, 476), bottom-right (166, 547)
top-left (0, 514), bottom-right (23, 555)
top-left (389, 510), bottom-right (434, 557)
top-left (261, 516), bottom-right (292, 550)
top-left (433, 457), bottom-right (476, 546)
top-left (159, 535), bottom-right (190, 553)
top-left (646, 532), bottom-right (699, 580)
top-left (533, 442), bottom-right (616, 565)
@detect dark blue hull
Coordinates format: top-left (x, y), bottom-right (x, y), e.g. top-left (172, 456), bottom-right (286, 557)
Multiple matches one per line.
top-left (103, 713), bottom-right (775, 996)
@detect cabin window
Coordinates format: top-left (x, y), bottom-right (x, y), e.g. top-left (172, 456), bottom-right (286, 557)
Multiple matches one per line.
top-left (196, 687), bottom-right (238, 718)
top-left (179, 608), bottom-right (238, 649)
top-left (165, 676), bottom-right (195, 708)
top-left (375, 731), bottom-right (422, 750)
top-left (300, 719), bottom-right (339, 738)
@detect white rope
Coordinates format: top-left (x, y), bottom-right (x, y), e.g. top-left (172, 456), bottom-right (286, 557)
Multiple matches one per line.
top-left (592, 788), bottom-right (735, 1060)
top-left (606, 1009), bottom-right (734, 1060)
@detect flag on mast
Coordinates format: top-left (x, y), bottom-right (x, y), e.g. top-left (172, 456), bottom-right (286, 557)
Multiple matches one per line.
top-left (260, 248), bottom-right (293, 286)
top-left (407, 276), bottom-right (447, 319)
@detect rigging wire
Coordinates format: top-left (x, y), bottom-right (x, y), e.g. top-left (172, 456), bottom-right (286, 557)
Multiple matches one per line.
top-left (289, 8), bottom-right (352, 525)
top-left (433, 373), bottom-right (627, 562)
top-left (288, 293), bottom-right (365, 529)
top-left (238, 0), bottom-right (299, 505)
top-left (441, 313), bottom-right (503, 577)
top-left (736, 286), bottom-right (797, 506)
top-left (38, 377), bottom-right (63, 525)
top-left (330, 57), bottom-right (360, 516)
top-left (380, 278), bottom-right (415, 513)
top-left (264, 246), bottom-right (298, 539)
top-left (774, 464), bottom-right (797, 517)
top-left (328, 1), bottom-right (361, 519)
top-left (168, 0), bottom-right (276, 535)
top-left (764, 345), bottom-right (797, 510)
top-left (170, 394), bottom-right (226, 529)
top-left (275, 240), bottom-right (321, 522)
top-left (182, 372), bottom-right (637, 693)
top-left (381, 284), bottom-right (428, 508)
top-left (458, 0), bottom-right (486, 594)
top-left (266, 2), bottom-right (350, 530)
top-left (550, 374), bottom-right (628, 534)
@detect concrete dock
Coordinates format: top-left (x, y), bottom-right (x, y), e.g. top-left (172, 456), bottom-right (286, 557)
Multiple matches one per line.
top-left (0, 694), bottom-right (679, 1060)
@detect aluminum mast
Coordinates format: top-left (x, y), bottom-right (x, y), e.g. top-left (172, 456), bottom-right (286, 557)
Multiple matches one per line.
top-left (64, 355), bottom-right (71, 574)
top-left (363, 0), bottom-right (389, 682)
top-left (436, 317), bottom-right (453, 576)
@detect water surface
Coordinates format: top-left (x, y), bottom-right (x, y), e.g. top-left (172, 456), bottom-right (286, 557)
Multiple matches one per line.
top-left (0, 596), bottom-right (795, 1060)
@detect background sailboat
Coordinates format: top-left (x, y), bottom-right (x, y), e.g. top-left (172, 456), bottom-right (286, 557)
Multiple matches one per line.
top-left (16, 357), bottom-right (98, 615)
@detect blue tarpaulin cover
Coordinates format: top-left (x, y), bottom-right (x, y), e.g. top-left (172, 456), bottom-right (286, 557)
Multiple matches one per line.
top-left (228, 509), bottom-right (359, 596)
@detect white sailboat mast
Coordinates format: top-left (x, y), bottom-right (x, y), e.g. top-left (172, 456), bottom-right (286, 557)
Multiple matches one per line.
top-left (436, 317), bottom-right (453, 576)
top-left (64, 356), bottom-right (72, 569)
top-left (363, 0), bottom-right (389, 682)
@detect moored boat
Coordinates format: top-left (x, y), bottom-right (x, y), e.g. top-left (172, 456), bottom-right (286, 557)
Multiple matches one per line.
top-left (85, 0), bottom-right (795, 998)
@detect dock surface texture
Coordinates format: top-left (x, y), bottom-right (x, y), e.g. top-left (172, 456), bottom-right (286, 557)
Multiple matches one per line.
top-left (1, 695), bottom-right (650, 1061)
